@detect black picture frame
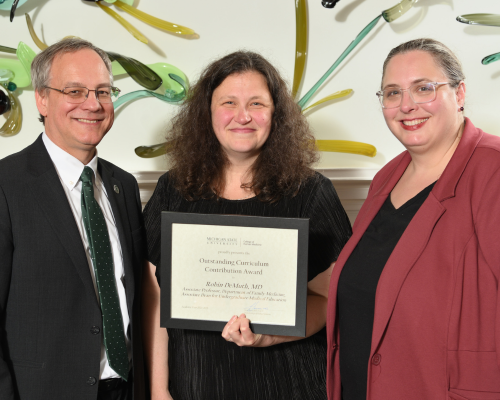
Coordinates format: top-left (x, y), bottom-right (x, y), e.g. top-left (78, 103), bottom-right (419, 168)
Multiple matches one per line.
top-left (160, 212), bottom-right (309, 337)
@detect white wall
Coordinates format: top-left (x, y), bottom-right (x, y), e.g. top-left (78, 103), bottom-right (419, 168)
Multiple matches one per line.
top-left (1, 0), bottom-right (499, 173)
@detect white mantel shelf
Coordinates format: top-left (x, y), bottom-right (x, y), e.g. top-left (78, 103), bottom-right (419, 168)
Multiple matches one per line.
top-left (131, 168), bottom-right (379, 224)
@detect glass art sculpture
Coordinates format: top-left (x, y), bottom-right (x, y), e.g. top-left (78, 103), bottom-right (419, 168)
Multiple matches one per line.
top-left (26, 14), bottom-right (163, 91)
top-left (292, 0), bottom-right (307, 97)
top-left (0, 0), bottom-right (28, 22)
top-left (456, 14), bottom-right (500, 65)
top-left (0, 68), bottom-right (21, 136)
top-left (298, 0), bottom-right (418, 109)
top-left (0, 90), bottom-right (10, 115)
top-left (133, 0), bottom-right (420, 159)
top-left (322, 0), bottom-right (341, 9)
top-left (83, 0), bottom-right (198, 44)
top-left (456, 13), bottom-right (500, 27)
top-left (113, 71), bottom-right (188, 111)
top-left (0, 41), bottom-right (34, 137)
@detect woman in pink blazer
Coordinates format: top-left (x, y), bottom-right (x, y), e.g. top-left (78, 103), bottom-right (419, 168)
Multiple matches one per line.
top-left (326, 38), bottom-right (500, 400)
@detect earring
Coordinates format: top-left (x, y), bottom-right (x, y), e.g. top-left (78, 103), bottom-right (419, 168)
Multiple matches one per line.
top-left (459, 106), bottom-right (464, 112)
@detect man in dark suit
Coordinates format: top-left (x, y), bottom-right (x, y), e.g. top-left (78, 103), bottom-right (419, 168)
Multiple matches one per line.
top-left (0, 38), bottom-right (146, 399)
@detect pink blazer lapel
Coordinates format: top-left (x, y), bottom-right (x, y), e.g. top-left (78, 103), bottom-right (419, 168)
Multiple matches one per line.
top-left (370, 194), bottom-right (445, 351)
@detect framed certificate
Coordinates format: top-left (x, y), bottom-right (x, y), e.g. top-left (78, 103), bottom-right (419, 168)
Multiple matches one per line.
top-left (160, 212), bottom-right (309, 337)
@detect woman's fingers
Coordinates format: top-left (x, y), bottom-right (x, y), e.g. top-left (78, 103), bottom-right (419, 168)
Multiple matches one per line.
top-left (221, 313), bottom-right (263, 346)
top-left (221, 315), bottom-right (238, 340)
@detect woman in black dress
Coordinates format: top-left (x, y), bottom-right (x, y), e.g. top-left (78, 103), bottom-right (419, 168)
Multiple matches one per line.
top-left (142, 51), bottom-right (352, 400)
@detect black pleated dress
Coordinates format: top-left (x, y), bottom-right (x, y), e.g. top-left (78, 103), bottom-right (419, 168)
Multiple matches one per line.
top-left (143, 171), bottom-right (352, 400)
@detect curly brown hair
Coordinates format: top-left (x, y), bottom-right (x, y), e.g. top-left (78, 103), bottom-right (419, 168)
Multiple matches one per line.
top-left (166, 50), bottom-right (318, 202)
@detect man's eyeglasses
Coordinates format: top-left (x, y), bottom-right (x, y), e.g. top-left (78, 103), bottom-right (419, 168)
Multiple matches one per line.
top-left (44, 86), bottom-right (121, 104)
top-left (376, 82), bottom-right (449, 109)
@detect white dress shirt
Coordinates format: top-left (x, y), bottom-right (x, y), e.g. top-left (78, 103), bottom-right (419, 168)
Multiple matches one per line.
top-left (42, 133), bottom-right (131, 380)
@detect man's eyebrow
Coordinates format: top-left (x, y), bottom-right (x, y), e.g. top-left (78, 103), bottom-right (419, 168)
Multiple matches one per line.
top-left (63, 82), bottom-right (111, 88)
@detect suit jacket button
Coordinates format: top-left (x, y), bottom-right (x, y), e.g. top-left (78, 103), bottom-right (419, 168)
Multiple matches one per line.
top-left (90, 326), bottom-right (100, 335)
top-left (87, 377), bottom-right (97, 386)
top-left (372, 354), bottom-right (382, 365)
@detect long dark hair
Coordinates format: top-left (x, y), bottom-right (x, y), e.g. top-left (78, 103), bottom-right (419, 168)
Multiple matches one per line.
top-left (166, 51), bottom-right (318, 202)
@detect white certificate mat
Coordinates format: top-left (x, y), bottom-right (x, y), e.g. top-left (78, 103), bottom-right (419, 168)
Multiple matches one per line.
top-left (161, 212), bottom-right (309, 336)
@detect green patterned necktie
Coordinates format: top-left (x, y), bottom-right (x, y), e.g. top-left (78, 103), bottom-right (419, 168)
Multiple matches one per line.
top-left (80, 166), bottom-right (129, 381)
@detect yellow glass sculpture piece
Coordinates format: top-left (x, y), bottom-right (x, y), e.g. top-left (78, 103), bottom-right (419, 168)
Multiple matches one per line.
top-left (135, 142), bottom-right (173, 158)
top-left (96, 2), bottom-right (148, 44)
top-left (0, 89), bottom-right (22, 137)
top-left (456, 13), bottom-right (500, 27)
top-left (26, 14), bottom-right (48, 50)
top-left (302, 89), bottom-right (353, 113)
top-left (316, 140), bottom-right (376, 157)
top-left (292, 0), bottom-right (307, 98)
top-left (104, 0), bottom-right (133, 4)
top-left (382, 0), bottom-right (418, 23)
top-left (111, 0), bottom-right (197, 38)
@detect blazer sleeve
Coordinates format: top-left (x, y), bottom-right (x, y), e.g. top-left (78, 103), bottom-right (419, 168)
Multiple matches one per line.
top-left (0, 184), bottom-right (15, 399)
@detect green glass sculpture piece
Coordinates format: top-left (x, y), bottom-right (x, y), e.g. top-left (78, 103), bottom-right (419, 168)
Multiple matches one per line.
top-left (456, 14), bottom-right (500, 64)
top-left (382, 0), bottom-right (418, 23)
top-left (482, 52), bottom-right (500, 65)
top-left (0, 69), bottom-right (14, 83)
top-left (111, 62), bottom-right (186, 94)
top-left (107, 52), bottom-right (163, 91)
top-left (0, 58), bottom-right (30, 88)
top-left (0, 45), bottom-right (17, 54)
top-left (456, 13), bottom-right (500, 27)
top-left (113, 73), bottom-right (187, 110)
top-left (292, 0), bottom-right (307, 98)
top-left (0, 89), bottom-right (22, 137)
top-left (0, 42), bottom-right (40, 87)
top-left (297, 14), bottom-right (382, 109)
top-left (16, 41), bottom-right (36, 79)
top-left (297, 0), bottom-right (417, 109)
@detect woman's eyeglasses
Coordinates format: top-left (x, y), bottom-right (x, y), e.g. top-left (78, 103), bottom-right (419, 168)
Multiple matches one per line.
top-left (376, 82), bottom-right (450, 109)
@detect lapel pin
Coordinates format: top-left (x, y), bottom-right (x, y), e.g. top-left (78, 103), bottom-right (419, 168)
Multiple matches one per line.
top-left (114, 185), bottom-right (120, 194)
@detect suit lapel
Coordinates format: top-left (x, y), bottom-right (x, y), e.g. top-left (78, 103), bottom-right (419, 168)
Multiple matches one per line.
top-left (370, 195), bottom-right (445, 350)
top-left (99, 161), bottom-right (135, 313)
top-left (27, 136), bottom-right (98, 305)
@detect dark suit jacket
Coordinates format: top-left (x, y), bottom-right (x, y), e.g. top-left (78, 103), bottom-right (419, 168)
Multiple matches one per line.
top-left (0, 135), bottom-right (146, 400)
top-left (326, 118), bottom-right (500, 399)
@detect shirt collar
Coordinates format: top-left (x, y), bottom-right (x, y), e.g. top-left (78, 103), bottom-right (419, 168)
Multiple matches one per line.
top-left (42, 132), bottom-right (102, 191)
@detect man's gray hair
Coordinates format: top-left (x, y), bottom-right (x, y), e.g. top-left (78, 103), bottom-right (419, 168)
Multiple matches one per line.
top-left (31, 38), bottom-right (113, 124)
